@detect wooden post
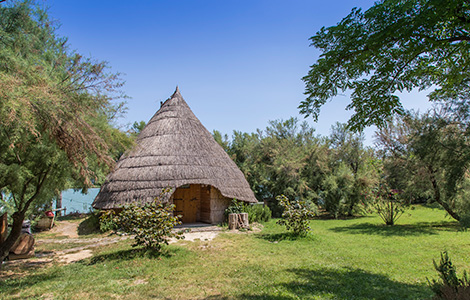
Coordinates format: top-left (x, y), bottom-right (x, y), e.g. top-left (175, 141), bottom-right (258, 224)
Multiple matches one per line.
top-left (228, 213), bottom-right (238, 229)
top-left (239, 213), bottom-right (249, 228)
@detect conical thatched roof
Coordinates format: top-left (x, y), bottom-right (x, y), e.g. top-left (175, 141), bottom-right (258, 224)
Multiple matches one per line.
top-left (93, 87), bottom-right (257, 209)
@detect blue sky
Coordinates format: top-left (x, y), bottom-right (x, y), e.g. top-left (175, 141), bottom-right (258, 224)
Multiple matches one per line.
top-left (46, 0), bottom-right (431, 145)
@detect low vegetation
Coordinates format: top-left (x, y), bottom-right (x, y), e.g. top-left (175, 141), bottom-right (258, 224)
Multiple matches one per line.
top-left (1, 205), bottom-right (469, 299)
top-left (276, 195), bottom-right (316, 236)
top-left (428, 251), bottom-right (470, 300)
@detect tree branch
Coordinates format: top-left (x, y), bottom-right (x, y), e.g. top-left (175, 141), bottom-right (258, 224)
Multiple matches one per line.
top-left (22, 167), bottom-right (51, 214)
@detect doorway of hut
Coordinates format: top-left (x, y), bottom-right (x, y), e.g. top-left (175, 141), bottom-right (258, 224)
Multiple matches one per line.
top-left (172, 184), bottom-right (211, 224)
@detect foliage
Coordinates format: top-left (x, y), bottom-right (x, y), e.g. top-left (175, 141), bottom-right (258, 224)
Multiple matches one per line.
top-left (215, 118), bottom-right (329, 217)
top-left (224, 199), bottom-right (245, 215)
top-left (301, 0), bottom-right (470, 131)
top-left (372, 182), bottom-right (407, 226)
top-left (376, 111), bottom-right (470, 223)
top-left (113, 189), bottom-right (184, 251)
top-left (215, 119), bottom-right (380, 219)
top-left (0, 0), bottom-right (132, 261)
top-left (428, 252), bottom-right (470, 299)
top-left (224, 199), bottom-right (271, 223)
top-left (129, 120), bottom-right (146, 138)
top-left (276, 195), bottom-right (316, 236)
top-left (244, 203), bottom-right (271, 223)
top-left (98, 210), bottom-right (117, 233)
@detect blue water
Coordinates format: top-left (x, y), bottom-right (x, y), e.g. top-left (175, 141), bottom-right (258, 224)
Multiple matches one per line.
top-left (59, 188), bottom-right (100, 214)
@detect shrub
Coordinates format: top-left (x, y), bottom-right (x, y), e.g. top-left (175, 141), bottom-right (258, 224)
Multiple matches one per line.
top-left (245, 203), bottom-right (271, 223)
top-left (428, 251), bottom-right (470, 299)
top-left (372, 182), bottom-right (407, 225)
top-left (276, 195), bottom-right (316, 236)
top-left (224, 199), bottom-right (245, 216)
top-left (113, 189), bottom-right (184, 251)
top-left (224, 199), bottom-right (272, 223)
top-left (99, 210), bottom-right (118, 232)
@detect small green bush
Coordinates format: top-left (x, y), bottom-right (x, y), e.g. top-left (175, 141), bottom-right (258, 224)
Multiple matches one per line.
top-left (113, 189), bottom-right (184, 251)
top-left (99, 210), bottom-right (118, 232)
top-left (428, 251), bottom-right (470, 299)
top-left (224, 199), bottom-right (272, 223)
top-left (244, 203), bottom-right (271, 223)
top-left (276, 195), bottom-right (316, 236)
top-left (224, 199), bottom-right (245, 216)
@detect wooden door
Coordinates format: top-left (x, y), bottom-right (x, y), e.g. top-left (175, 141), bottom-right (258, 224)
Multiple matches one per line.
top-left (172, 185), bottom-right (200, 223)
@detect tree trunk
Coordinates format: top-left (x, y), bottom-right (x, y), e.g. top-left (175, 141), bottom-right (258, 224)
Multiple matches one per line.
top-left (56, 192), bottom-right (62, 217)
top-left (0, 211), bottom-right (25, 263)
top-left (428, 166), bottom-right (461, 221)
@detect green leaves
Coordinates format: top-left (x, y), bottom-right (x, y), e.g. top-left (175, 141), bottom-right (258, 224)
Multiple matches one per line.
top-left (302, 0), bottom-right (470, 131)
top-left (113, 189), bottom-right (184, 251)
top-left (276, 195), bottom-right (316, 236)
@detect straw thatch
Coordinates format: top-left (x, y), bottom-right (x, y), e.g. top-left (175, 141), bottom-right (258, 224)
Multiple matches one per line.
top-left (93, 87), bottom-right (257, 209)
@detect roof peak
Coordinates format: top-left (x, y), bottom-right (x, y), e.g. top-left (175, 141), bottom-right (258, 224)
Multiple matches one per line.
top-left (171, 86), bottom-right (181, 98)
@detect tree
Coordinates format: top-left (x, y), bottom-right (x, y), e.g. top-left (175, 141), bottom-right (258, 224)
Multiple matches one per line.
top-left (215, 118), bottom-right (326, 217)
top-left (129, 120), bottom-right (146, 138)
top-left (320, 123), bottom-right (377, 217)
top-left (0, 1), bottom-right (131, 261)
top-left (375, 111), bottom-right (470, 223)
top-left (301, 0), bottom-right (470, 131)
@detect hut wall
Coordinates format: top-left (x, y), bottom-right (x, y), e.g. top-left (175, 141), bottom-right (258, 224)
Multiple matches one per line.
top-left (209, 187), bottom-right (231, 224)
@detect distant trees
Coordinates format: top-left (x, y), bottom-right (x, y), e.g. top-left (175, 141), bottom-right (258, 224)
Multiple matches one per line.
top-left (0, 1), bottom-right (131, 261)
top-left (321, 123), bottom-right (377, 217)
top-left (214, 118), bottom-right (377, 218)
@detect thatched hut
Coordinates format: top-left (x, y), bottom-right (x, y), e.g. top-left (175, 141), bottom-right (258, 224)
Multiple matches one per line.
top-left (92, 87), bottom-right (257, 224)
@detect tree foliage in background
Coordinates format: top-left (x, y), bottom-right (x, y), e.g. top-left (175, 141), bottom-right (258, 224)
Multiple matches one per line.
top-left (301, 0), bottom-right (470, 131)
top-left (0, 0), bottom-right (132, 261)
top-left (321, 123), bottom-right (377, 217)
top-left (216, 118), bottom-right (328, 217)
top-left (214, 119), bottom-right (379, 219)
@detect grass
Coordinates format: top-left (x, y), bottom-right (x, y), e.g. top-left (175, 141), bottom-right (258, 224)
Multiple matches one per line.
top-left (1, 205), bottom-right (469, 299)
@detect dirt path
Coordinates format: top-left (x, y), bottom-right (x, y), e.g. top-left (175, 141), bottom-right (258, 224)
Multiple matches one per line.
top-left (39, 221), bottom-right (222, 264)
top-left (3, 220), bottom-right (224, 271)
top-left (49, 220), bottom-right (79, 238)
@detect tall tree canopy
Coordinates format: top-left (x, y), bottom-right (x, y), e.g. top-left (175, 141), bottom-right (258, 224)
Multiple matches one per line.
top-left (376, 110), bottom-right (470, 223)
top-left (300, 0), bottom-right (470, 130)
top-left (0, 0), bottom-right (131, 261)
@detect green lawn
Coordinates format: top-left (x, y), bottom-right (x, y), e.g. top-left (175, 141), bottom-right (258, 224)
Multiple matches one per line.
top-left (1, 205), bottom-right (469, 299)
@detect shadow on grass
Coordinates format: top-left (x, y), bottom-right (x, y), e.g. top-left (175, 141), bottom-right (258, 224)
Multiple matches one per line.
top-left (329, 221), bottom-right (459, 236)
top-left (85, 247), bottom-right (185, 265)
top-left (201, 267), bottom-right (430, 300)
top-left (77, 216), bottom-right (100, 236)
top-left (0, 270), bottom-right (59, 295)
top-left (256, 231), bottom-right (315, 243)
top-left (278, 267), bottom-right (430, 300)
